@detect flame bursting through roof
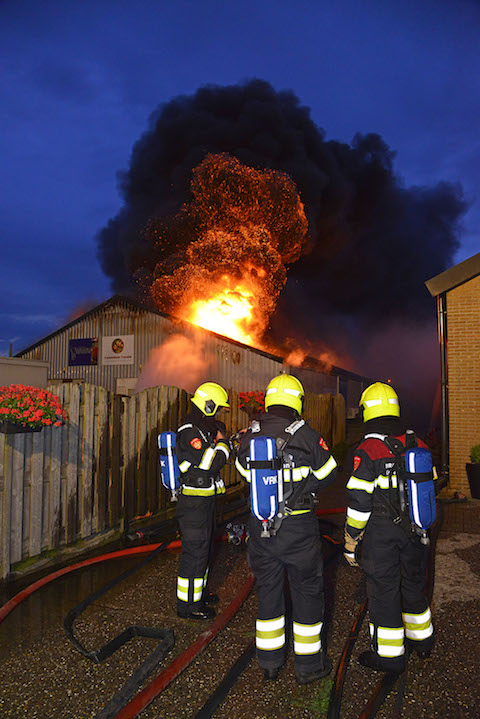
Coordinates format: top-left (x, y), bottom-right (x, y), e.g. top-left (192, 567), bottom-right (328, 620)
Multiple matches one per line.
top-left (146, 153), bottom-right (308, 349)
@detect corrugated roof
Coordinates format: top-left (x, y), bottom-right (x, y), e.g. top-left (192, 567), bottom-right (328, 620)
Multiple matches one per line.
top-left (16, 294), bottom-right (370, 383)
top-left (425, 252), bottom-right (480, 297)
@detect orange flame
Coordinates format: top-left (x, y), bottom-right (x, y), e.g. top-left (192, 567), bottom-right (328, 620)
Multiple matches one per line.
top-left (186, 281), bottom-right (255, 345)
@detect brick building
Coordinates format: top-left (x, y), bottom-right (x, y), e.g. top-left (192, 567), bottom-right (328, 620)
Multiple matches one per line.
top-left (426, 252), bottom-right (480, 495)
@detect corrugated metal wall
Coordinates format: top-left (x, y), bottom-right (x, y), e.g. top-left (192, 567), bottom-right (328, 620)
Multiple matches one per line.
top-left (19, 298), bottom-right (369, 404)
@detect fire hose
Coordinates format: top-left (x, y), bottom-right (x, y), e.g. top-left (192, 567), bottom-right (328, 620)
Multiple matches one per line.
top-left (0, 506), bottom-right (347, 718)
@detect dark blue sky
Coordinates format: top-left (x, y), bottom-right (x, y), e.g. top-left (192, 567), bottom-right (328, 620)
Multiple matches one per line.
top-left (1, 0), bottom-right (479, 356)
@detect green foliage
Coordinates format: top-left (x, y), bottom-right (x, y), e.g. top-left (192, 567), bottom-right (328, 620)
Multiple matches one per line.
top-left (470, 444), bottom-right (480, 464)
top-left (289, 677), bottom-right (333, 717)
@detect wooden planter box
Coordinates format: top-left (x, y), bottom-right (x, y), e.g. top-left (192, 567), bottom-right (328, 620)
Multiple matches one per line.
top-left (0, 421), bottom-right (42, 434)
top-left (466, 463), bottom-right (480, 499)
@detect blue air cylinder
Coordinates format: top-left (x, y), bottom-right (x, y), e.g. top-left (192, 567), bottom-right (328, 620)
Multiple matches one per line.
top-left (158, 431), bottom-right (181, 499)
top-left (248, 435), bottom-right (281, 532)
top-left (405, 447), bottom-right (436, 529)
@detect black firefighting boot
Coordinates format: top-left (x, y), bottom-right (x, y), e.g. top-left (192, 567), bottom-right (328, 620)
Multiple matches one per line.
top-left (263, 667), bottom-right (280, 681)
top-left (407, 636), bottom-right (434, 659)
top-left (358, 650), bottom-right (405, 673)
top-left (177, 604), bottom-right (216, 621)
top-left (204, 591), bottom-right (220, 605)
top-left (295, 656), bottom-right (333, 685)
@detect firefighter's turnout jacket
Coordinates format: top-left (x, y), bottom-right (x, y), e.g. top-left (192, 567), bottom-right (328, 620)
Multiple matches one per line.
top-left (236, 405), bottom-right (337, 673)
top-left (345, 416), bottom-right (434, 663)
top-left (175, 406), bottom-right (230, 612)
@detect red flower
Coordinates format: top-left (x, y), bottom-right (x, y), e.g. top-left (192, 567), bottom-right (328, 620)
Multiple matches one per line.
top-left (0, 384), bottom-right (67, 429)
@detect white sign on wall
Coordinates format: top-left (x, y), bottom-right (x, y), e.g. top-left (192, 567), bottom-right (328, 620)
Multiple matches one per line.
top-left (102, 335), bottom-right (134, 365)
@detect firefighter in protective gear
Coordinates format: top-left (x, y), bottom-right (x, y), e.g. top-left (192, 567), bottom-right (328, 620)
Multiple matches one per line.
top-left (175, 382), bottom-right (230, 620)
top-left (236, 374), bottom-right (338, 684)
top-left (344, 382), bottom-right (434, 673)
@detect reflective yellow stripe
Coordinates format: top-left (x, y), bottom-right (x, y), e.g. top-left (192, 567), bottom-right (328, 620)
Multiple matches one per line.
top-left (347, 476), bottom-right (375, 493)
top-left (375, 474), bottom-right (398, 489)
top-left (256, 616), bottom-right (285, 650)
top-left (312, 455), bottom-right (337, 480)
top-left (215, 441), bottom-right (230, 458)
top-left (403, 609), bottom-right (433, 640)
top-left (179, 460), bottom-right (191, 472)
top-left (346, 507), bottom-right (371, 529)
top-left (182, 485), bottom-right (215, 496)
top-left (235, 457), bottom-right (249, 479)
top-left (370, 623), bottom-right (405, 657)
top-left (293, 621), bottom-right (322, 655)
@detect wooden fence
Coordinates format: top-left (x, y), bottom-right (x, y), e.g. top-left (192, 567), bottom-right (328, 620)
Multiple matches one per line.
top-left (0, 383), bottom-right (345, 579)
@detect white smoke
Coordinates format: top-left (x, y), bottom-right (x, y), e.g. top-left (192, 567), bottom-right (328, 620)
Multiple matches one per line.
top-left (135, 333), bottom-right (213, 394)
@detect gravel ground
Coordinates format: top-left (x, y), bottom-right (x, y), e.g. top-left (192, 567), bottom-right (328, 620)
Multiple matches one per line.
top-left (1, 516), bottom-right (480, 719)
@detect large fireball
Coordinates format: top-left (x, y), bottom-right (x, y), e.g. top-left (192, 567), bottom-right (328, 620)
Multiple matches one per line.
top-left (145, 153), bottom-right (308, 347)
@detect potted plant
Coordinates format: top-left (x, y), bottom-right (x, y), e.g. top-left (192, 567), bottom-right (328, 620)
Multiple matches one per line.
top-left (466, 444), bottom-right (480, 499)
top-left (0, 384), bottom-right (67, 433)
top-left (238, 390), bottom-right (265, 420)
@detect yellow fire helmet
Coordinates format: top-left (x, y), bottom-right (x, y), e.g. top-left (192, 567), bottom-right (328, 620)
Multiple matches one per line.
top-left (359, 382), bottom-right (400, 422)
top-left (265, 374), bottom-right (305, 415)
top-left (191, 382), bottom-right (230, 416)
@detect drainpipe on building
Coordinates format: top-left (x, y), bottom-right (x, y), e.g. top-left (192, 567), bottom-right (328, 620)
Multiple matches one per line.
top-left (438, 293), bottom-right (449, 490)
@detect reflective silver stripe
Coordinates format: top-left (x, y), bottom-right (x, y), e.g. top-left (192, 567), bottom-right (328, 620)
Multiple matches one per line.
top-left (378, 645), bottom-right (405, 657)
top-left (292, 466), bottom-right (310, 480)
top-left (347, 507), bottom-right (371, 522)
top-left (166, 433), bottom-right (176, 489)
top-left (364, 433), bottom-right (387, 440)
top-left (257, 617), bottom-right (284, 632)
top-left (177, 576), bottom-right (189, 602)
top-left (312, 455), bottom-right (337, 480)
top-left (405, 625), bottom-right (433, 640)
top-left (179, 460), bottom-right (191, 473)
top-left (215, 442), bottom-right (230, 458)
top-left (347, 477), bottom-right (375, 493)
top-left (377, 627), bottom-right (404, 640)
top-left (199, 447), bottom-right (215, 470)
top-left (177, 423), bottom-right (193, 432)
top-left (403, 608), bottom-right (431, 624)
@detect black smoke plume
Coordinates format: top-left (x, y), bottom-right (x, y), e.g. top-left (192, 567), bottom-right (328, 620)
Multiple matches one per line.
top-left (96, 79), bottom-right (467, 426)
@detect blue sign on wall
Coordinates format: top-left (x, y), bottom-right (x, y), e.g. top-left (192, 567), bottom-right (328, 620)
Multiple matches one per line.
top-left (68, 338), bottom-right (98, 366)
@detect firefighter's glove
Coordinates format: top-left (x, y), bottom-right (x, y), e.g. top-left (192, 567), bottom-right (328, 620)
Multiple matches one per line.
top-left (215, 478), bottom-right (226, 495)
top-left (344, 528), bottom-right (363, 568)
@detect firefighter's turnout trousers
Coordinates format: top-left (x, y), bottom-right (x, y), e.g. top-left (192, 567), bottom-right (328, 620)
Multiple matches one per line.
top-left (176, 494), bottom-right (216, 613)
top-left (248, 511), bottom-right (327, 673)
top-left (362, 514), bottom-right (434, 660)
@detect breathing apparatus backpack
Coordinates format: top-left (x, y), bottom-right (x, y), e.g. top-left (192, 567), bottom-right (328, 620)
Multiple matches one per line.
top-left (158, 431), bottom-right (181, 501)
top-left (246, 419), bottom-right (307, 537)
top-left (371, 430), bottom-right (436, 544)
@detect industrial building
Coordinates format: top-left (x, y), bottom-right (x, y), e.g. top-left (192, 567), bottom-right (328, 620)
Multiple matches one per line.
top-left (17, 295), bottom-right (371, 412)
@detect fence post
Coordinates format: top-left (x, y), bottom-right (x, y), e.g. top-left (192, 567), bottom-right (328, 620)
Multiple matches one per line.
top-left (0, 433), bottom-right (11, 580)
